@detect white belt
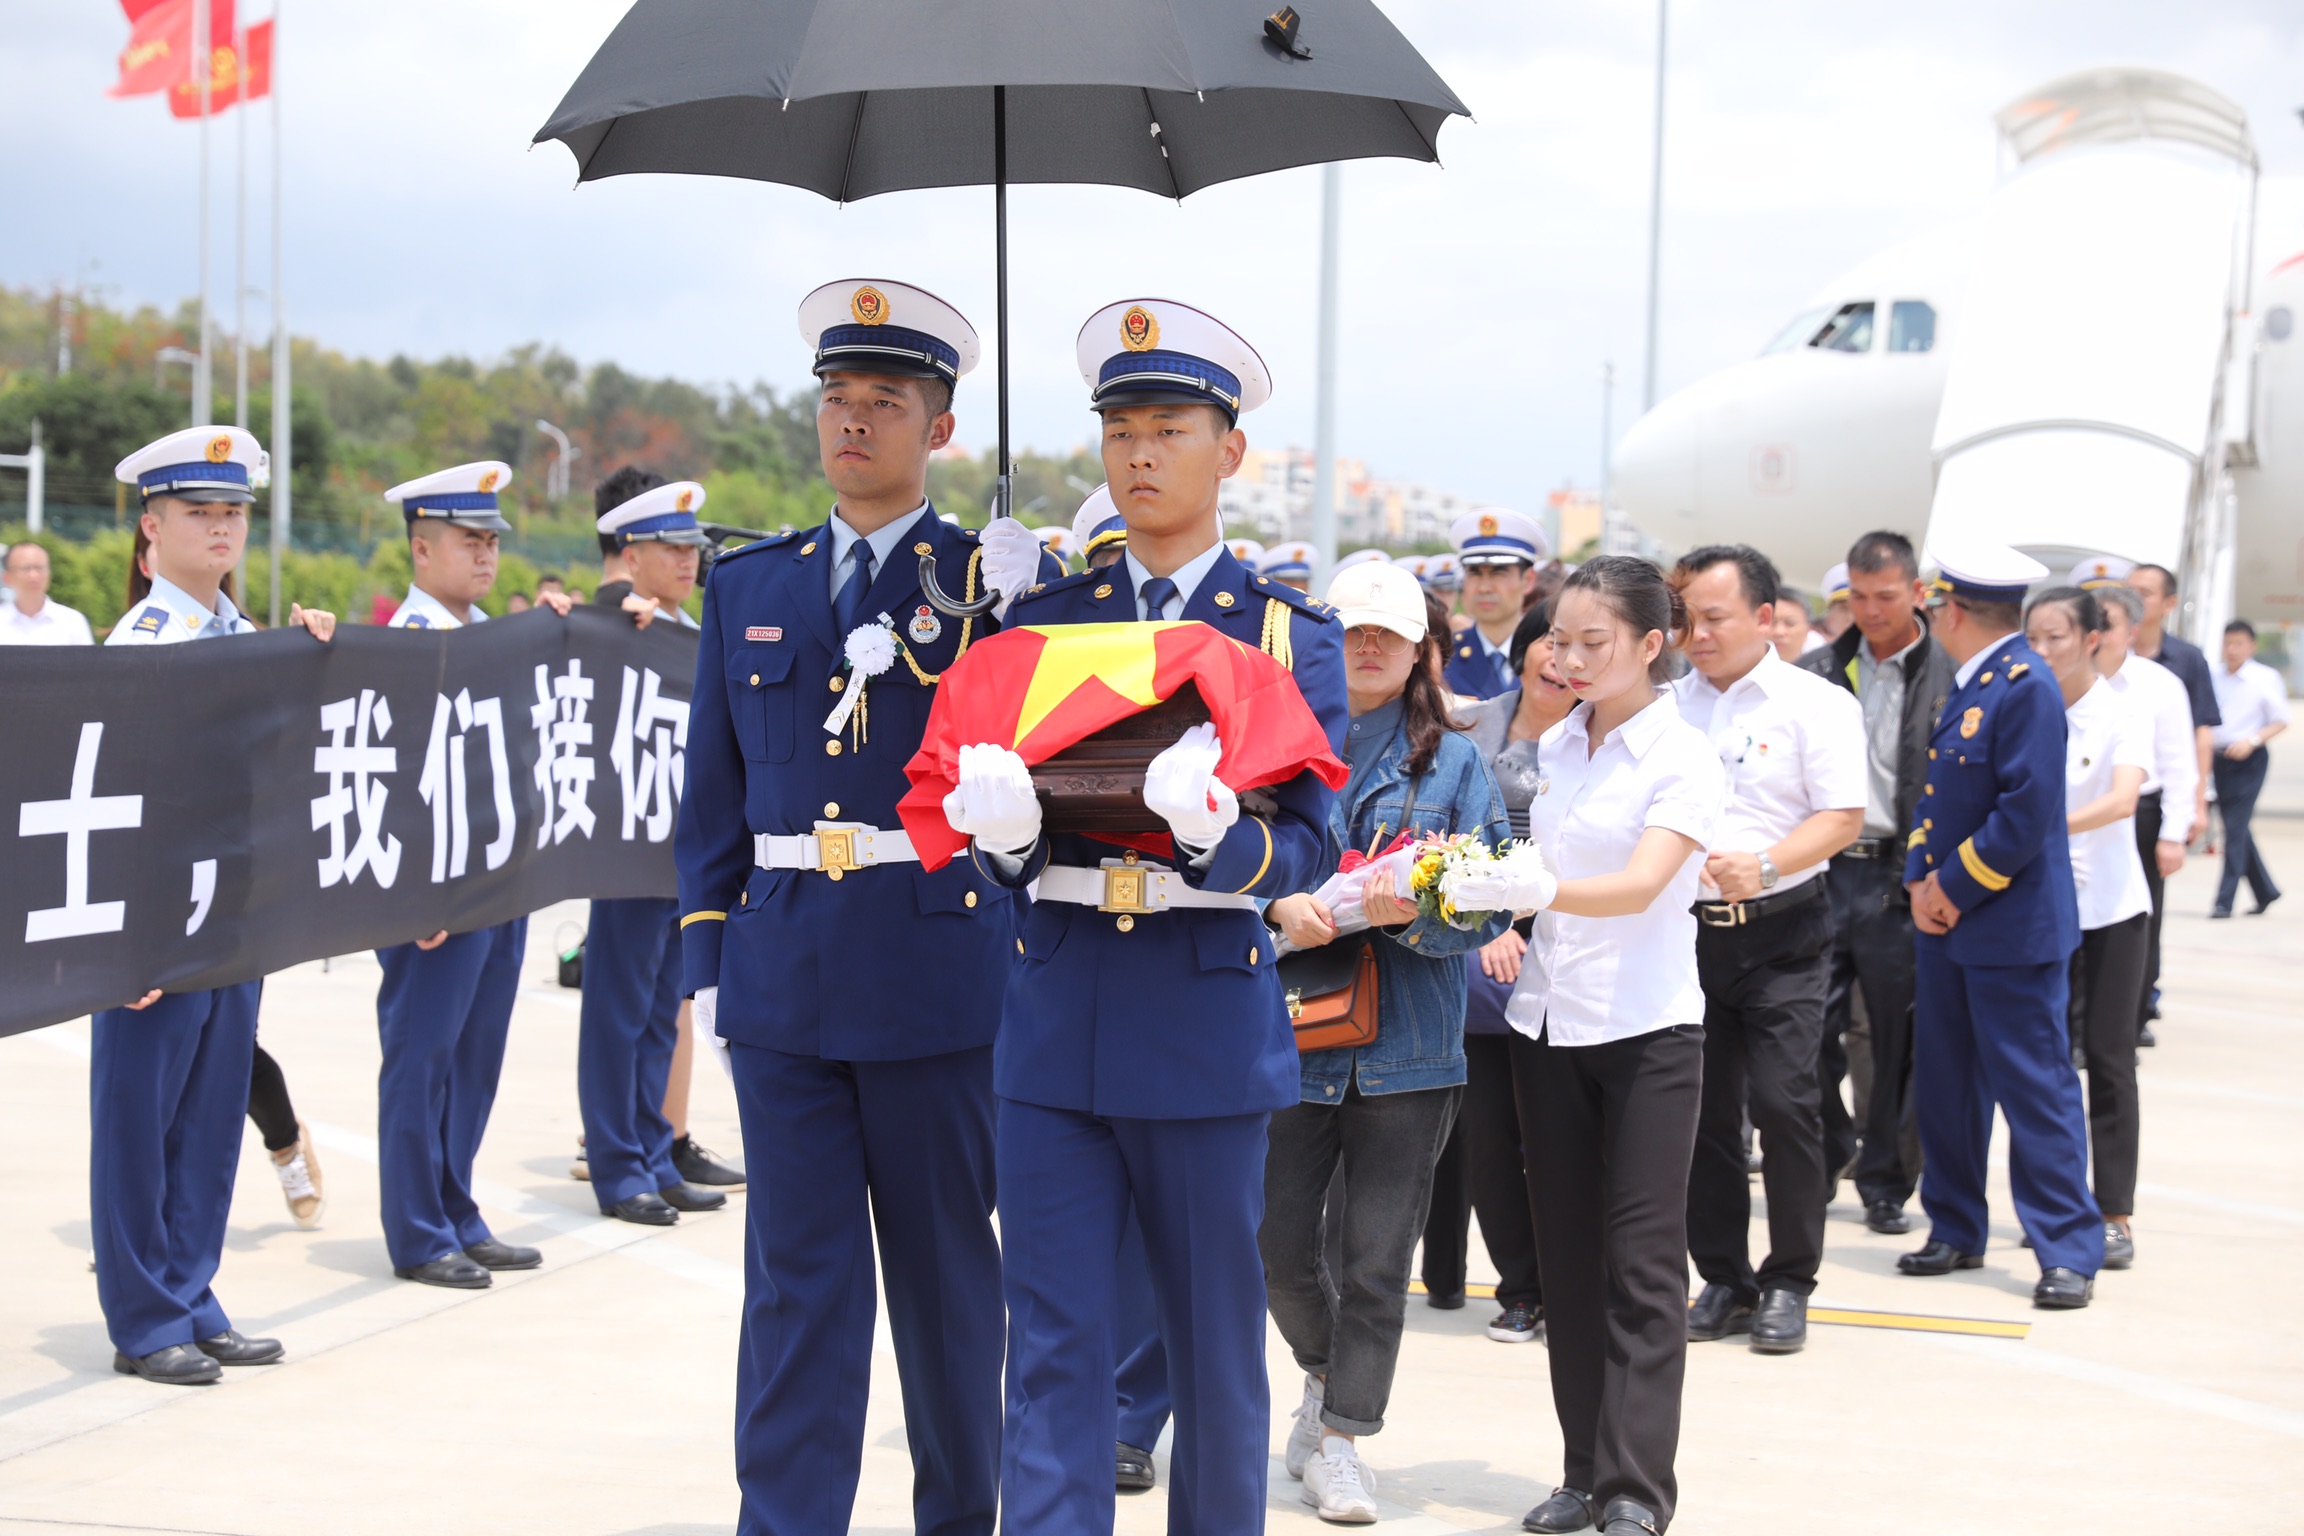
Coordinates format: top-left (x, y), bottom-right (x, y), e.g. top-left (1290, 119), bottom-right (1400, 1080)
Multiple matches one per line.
top-left (1036, 860), bottom-right (1259, 916)
top-left (755, 824), bottom-right (917, 880)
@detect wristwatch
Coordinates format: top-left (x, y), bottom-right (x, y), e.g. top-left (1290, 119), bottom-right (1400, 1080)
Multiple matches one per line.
top-left (1757, 854), bottom-right (1780, 891)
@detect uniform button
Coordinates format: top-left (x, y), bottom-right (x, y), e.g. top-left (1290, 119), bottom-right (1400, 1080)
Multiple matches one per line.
top-left (1213, 591), bottom-right (1236, 608)
top-left (1925, 784), bottom-right (1934, 795)
top-left (1929, 749), bottom-right (1938, 760)
top-left (750, 673), bottom-right (760, 687)
top-left (825, 741), bottom-right (842, 756)
top-left (965, 890), bottom-right (978, 909)
top-left (1094, 584), bottom-right (1114, 599)
top-left (824, 802), bottom-right (840, 818)
top-left (1116, 914), bottom-right (1136, 933)
top-left (830, 676), bottom-right (845, 692)
top-left (1017, 938), bottom-right (1025, 955)
top-left (1407, 932), bottom-right (1422, 945)
top-left (1249, 945), bottom-right (1259, 966)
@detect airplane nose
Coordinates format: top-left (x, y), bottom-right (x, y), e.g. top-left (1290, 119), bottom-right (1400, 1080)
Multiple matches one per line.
top-left (1610, 396), bottom-right (1700, 525)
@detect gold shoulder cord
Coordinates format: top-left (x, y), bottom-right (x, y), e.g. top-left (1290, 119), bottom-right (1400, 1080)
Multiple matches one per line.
top-left (1260, 597), bottom-right (1295, 671)
top-left (897, 547), bottom-right (985, 685)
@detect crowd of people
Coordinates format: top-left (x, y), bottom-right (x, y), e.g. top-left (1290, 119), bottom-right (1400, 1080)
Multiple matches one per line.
top-left (19, 275), bottom-right (2292, 1536)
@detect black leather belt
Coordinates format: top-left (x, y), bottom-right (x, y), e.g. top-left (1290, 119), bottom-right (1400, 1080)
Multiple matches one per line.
top-left (1693, 875), bottom-right (1826, 928)
top-left (1834, 836), bottom-right (1901, 861)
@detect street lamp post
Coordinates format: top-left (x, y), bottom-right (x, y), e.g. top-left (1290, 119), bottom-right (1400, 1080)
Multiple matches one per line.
top-left (1642, 0), bottom-right (1668, 414)
top-left (536, 419), bottom-right (577, 501)
top-left (156, 346), bottom-right (199, 424)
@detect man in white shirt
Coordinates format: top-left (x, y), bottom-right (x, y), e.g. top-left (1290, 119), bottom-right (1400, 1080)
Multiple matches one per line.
top-left (2208, 619), bottom-right (2290, 917)
top-left (0, 542), bottom-right (94, 645)
top-left (1670, 546), bottom-right (1866, 1356)
top-left (2091, 585), bottom-right (2196, 1038)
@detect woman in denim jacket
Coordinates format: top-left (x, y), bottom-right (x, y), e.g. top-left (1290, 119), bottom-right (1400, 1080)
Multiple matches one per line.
top-left (1259, 562), bottom-right (1510, 1522)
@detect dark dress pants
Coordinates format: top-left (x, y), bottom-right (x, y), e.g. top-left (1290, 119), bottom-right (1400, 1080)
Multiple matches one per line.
top-left (1114, 1204), bottom-right (1172, 1455)
top-left (1421, 1013), bottom-right (1543, 1309)
top-left (1689, 894), bottom-right (1831, 1298)
top-left (1512, 1023), bottom-right (1703, 1530)
top-left (1824, 856), bottom-right (1921, 1209)
top-left (2132, 792), bottom-right (2166, 1027)
top-left (2069, 913), bottom-right (2149, 1215)
top-left (2212, 751), bottom-right (2280, 912)
top-left (577, 896), bottom-right (684, 1207)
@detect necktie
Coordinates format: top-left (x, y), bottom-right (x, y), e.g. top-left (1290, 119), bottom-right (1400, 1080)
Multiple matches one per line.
top-left (834, 543), bottom-right (876, 636)
top-left (1140, 576), bottom-right (1179, 623)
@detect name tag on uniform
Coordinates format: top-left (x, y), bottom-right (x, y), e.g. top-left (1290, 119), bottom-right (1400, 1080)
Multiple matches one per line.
top-left (746, 626), bottom-right (782, 642)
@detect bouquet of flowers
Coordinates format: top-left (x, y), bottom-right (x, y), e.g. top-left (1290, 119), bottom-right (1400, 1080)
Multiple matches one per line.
top-left (1274, 831), bottom-right (1550, 954)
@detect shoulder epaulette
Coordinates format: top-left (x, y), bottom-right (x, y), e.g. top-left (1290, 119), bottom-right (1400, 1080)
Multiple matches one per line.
top-left (712, 527), bottom-right (802, 564)
top-left (2007, 662), bottom-right (2030, 680)
top-left (1254, 578), bottom-right (1336, 623)
top-left (1010, 568), bottom-right (1101, 608)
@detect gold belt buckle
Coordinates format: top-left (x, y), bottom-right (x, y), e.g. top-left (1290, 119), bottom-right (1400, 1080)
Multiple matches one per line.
top-left (815, 829), bottom-right (859, 882)
top-left (1099, 865), bottom-right (1155, 915)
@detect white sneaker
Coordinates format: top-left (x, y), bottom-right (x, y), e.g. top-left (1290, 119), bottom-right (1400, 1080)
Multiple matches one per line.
top-left (1303, 1440), bottom-right (1380, 1524)
top-left (1284, 1373), bottom-right (1325, 1479)
top-left (273, 1122), bottom-right (324, 1229)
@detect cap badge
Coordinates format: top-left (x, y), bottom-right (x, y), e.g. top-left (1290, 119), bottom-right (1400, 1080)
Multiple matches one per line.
top-left (908, 604), bottom-right (943, 645)
top-left (1960, 706), bottom-right (1982, 739)
top-left (1478, 513), bottom-right (1499, 537)
top-left (205, 434), bottom-right (233, 464)
top-left (1120, 305), bottom-right (1160, 352)
top-left (676, 489), bottom-right (695, 512)
top-left (850, 285), bottom-right (889, 326)
top-left (478, 469), bottom-right (500, 493)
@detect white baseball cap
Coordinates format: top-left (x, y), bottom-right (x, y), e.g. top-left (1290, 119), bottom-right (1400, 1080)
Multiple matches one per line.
top-left (1324, 560), bottom-right (1428, 644)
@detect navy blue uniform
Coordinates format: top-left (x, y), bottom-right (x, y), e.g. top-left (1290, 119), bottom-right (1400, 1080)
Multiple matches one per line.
top-left (676, 508), bottom-right (1048, 1536)
top-left (983, 549), bottom-right (1345, 1536)
top-left (1444, 630), bottom-right (1514, 700)
top-left (1905, 638), bottom-right (2102, 1275)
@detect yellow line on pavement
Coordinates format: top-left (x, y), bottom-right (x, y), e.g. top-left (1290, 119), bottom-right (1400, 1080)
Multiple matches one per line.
top-left (1406, 1282), bottom-right (2031, 1339)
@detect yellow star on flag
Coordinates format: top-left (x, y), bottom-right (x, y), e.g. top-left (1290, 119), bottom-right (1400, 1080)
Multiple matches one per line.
top-left (1012, 622), bottom-right (1174, 747)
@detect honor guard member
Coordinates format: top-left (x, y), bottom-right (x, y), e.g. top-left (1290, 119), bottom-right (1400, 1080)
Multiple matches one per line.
top-left (1446, 508), bottom-right (1549, 699)
top-left (945, 298), bottom-right (1346, 1536)
top-left (1226, 535), bottom-right (1267, 570)
top-left (1075, 485), bottom-right (1130, 571)
top-left (1261, 540), bottom-right (1317, 592)
top-left (1898, 537), bottom-right (2103, 1308)
top-left (676, 280), bottom-right (1057, 1536)
top-left (1425, 551), bottom-right (1463, 604)
top-left (373, 462), bottom-right (549, 1290)
top-left (1038, 522), bottom-right (1079, 571)
top-left (98, 426), bottom-right (335, 1384)
top-left (578, 477), bottom-right (730, 1225)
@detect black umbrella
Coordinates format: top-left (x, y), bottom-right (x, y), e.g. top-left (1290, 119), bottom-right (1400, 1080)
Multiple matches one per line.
top-left (535, 0), bottom-right (1468, 605)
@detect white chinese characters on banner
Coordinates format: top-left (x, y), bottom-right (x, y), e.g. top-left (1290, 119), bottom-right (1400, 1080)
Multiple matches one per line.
top-left (420, 688), bottom-right (516, 883)
top-left (19, 722), bottom-right (142, 942)
top-left (312, 690), bottom-right (402, 889)
top-left (530, 660), bottom-right (597, 847)
top-left (612, 665), bottom-right (688, 844)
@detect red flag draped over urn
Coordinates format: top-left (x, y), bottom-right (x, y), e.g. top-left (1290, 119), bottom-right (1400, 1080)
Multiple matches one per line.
top-left (899, 621), bottom-right (1346, 871)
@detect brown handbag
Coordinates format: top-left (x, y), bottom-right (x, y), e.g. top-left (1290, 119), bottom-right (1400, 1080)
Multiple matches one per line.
top-left (1282, 935), bottom-right (1381, 1052)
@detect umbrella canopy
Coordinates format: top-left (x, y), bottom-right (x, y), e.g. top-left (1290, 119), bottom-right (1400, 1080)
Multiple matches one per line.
top-left (534, 0), bottom-right (1468, 198)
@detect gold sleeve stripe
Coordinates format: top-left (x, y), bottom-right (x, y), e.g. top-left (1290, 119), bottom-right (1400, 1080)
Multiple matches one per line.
top-left (1907, 828), bottom-right (1926, 849)
top-left (1957, 840), bottom-right (2011, 892)
top-left (1230, 816), bottom-right (1275, 895)
top-left (680, 910), bottom-right (727, 928)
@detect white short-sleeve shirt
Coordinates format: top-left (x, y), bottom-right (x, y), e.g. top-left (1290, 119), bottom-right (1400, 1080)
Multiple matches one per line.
top-left (2211, 657), bottom-right (2292, 749)
top-left (387, 585), bottom-right (485, 630)
top-left (1507, 688), bottom-right (1726, 1046)
top-left (1671, 647), bottom-right (1867, 892)
top-left (2106, 652), bottom-right (2198, 843)
top-left (0, 598), bottom-right (95, 646)
top-left (2065, 677), bottom-right (2154, 930)
top-left (104, 575), bottom-right (256, 646)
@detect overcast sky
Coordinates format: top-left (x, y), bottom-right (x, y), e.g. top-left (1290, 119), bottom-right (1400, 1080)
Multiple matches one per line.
top-left (8, 1), bottom-right (2302, 507)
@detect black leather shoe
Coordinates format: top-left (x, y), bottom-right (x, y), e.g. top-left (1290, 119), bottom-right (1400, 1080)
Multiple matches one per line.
top-left (2137, 1024), bottom-right (2158, 1048)
top-left (1748, 1288), bottom-right (1807, 1354)
top-left (605, 1191), bottom-right (679, 1226)
top-left (1522, 1486), bottom-right (1599, 1533)
top-left (195, 1329), bottom-right (283, 1366)
top-left (2103, 1222), bottom-right (2135, 1270)
top-left (1686, 1281), bottom-right (1754, 1341)
top-left (1863, 1200), bottom-right (1912, 1235)
top-left (2034, 1267), bottom-right (2094, 1309)
top-left (672, 1134), bottom-right (746, 1190)
top-left (113, 1344), bottom-right (221, 1385)
top-left (659, 1181), bottom-right (728, 1214)
top-left (1115, 1441), bottom-right (1156, 1492)
top-left (1897, 1240), bottom-right (1983, 1276)
top-left (1424, 1288), bottom-right (1466, 1311)
top-left (464, 1238), bottom-right (542, 1271)
top-left (2209, 906), bottom-right (2233, 920)
top-left (394, 1254), bottom-right (492, 1288)
top-left (2249, 891), bottom-right (2282, 915)
top-left (1601, 1496), bottom-right (1663, 1535)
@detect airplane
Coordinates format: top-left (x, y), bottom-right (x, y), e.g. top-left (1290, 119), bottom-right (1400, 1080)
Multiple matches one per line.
top-left (1610, 66), bottom-right (2304, 643)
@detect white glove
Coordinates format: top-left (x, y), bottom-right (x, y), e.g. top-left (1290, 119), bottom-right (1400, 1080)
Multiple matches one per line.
top-left (1444, 864), bottom-right (1558, 918)
top-left (1142, 722), bottom-right (1239, 850)
top-left (980, 516), bottom-right (1041, 613)
top-left (691, 986), bottom-right (731, 1081)
top-left (941, 742), bottom-right (1043, 855)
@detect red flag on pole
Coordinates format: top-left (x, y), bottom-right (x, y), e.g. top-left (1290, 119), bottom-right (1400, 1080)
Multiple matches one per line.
top-left (109, 0), bottom-right (236, 99)
top-left (167, 17), bottom-right (270, 117)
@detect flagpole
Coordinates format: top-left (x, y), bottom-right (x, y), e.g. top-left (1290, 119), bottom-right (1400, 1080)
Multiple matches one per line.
top-left (268, 0), bottom-right (289, 629)
top-left (234, 9), bottom-right (249, 430)
top-left (192, 0), bottom-right (212, 425)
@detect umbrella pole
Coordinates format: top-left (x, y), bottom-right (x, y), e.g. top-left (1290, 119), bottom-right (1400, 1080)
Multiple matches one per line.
top-left (994, 83), bottom-right (1011, 522)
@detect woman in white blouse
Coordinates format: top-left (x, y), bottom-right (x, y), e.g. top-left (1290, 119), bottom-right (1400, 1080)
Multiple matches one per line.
top-left (1449, 556), bottom-right (1726, 1536)
top-left (2026, 587), bottom-right (2152, 1271)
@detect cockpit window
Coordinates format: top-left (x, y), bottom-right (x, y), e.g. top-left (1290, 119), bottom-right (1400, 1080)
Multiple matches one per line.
top-left (1889, 300), bottom-right (1936, 353)
top-left (1762, 307), bottom-right (1832, 355)
top-left (1810, 302), bottom-right (1875, 353)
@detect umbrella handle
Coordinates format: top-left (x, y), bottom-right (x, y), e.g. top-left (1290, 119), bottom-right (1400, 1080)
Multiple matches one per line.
top-left (918, 552), bottom-right (999, 619)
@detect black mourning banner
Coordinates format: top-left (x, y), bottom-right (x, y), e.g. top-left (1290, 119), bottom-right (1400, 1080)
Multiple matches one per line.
top-left (1, 606), bottom-right (695, 1039)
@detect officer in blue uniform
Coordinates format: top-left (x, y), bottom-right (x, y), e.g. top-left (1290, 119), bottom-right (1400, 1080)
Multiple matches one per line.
top-left (943, 297), bottom-right (1347, 1536)
top-left (675, 279), bottom-right (1059, 1536)
top-left (1260, 540), bottom-right (1317, 593)
top-left (1443, 507), bottom-right (1549, 700)
top-left (97, 426), bottom-right (335, 1384)
top-left (374, 462), bottom-right (549, 1290)
top-left (1897, 538), bottom-right (2103, 1309)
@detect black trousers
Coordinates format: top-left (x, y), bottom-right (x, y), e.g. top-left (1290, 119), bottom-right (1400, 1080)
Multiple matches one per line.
top-left (2132, 792), bottom-right (2166, 1028)
top-left (1421, 1033), bottom-right (1544, 1308)
top-left (247, 1041), bottom-right (299, 1154)
top-left (2212, 751), bottom-right (2280, 912)
top-left (1512, 1023), bottom-right (1702, 1529)
top-left (1823, 857), bottom-right (1921, 1208)
top-left (1689, 895), bottom-right (1831, 1297)
top-left (2070, 912), bottom-right (2149, 1215)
